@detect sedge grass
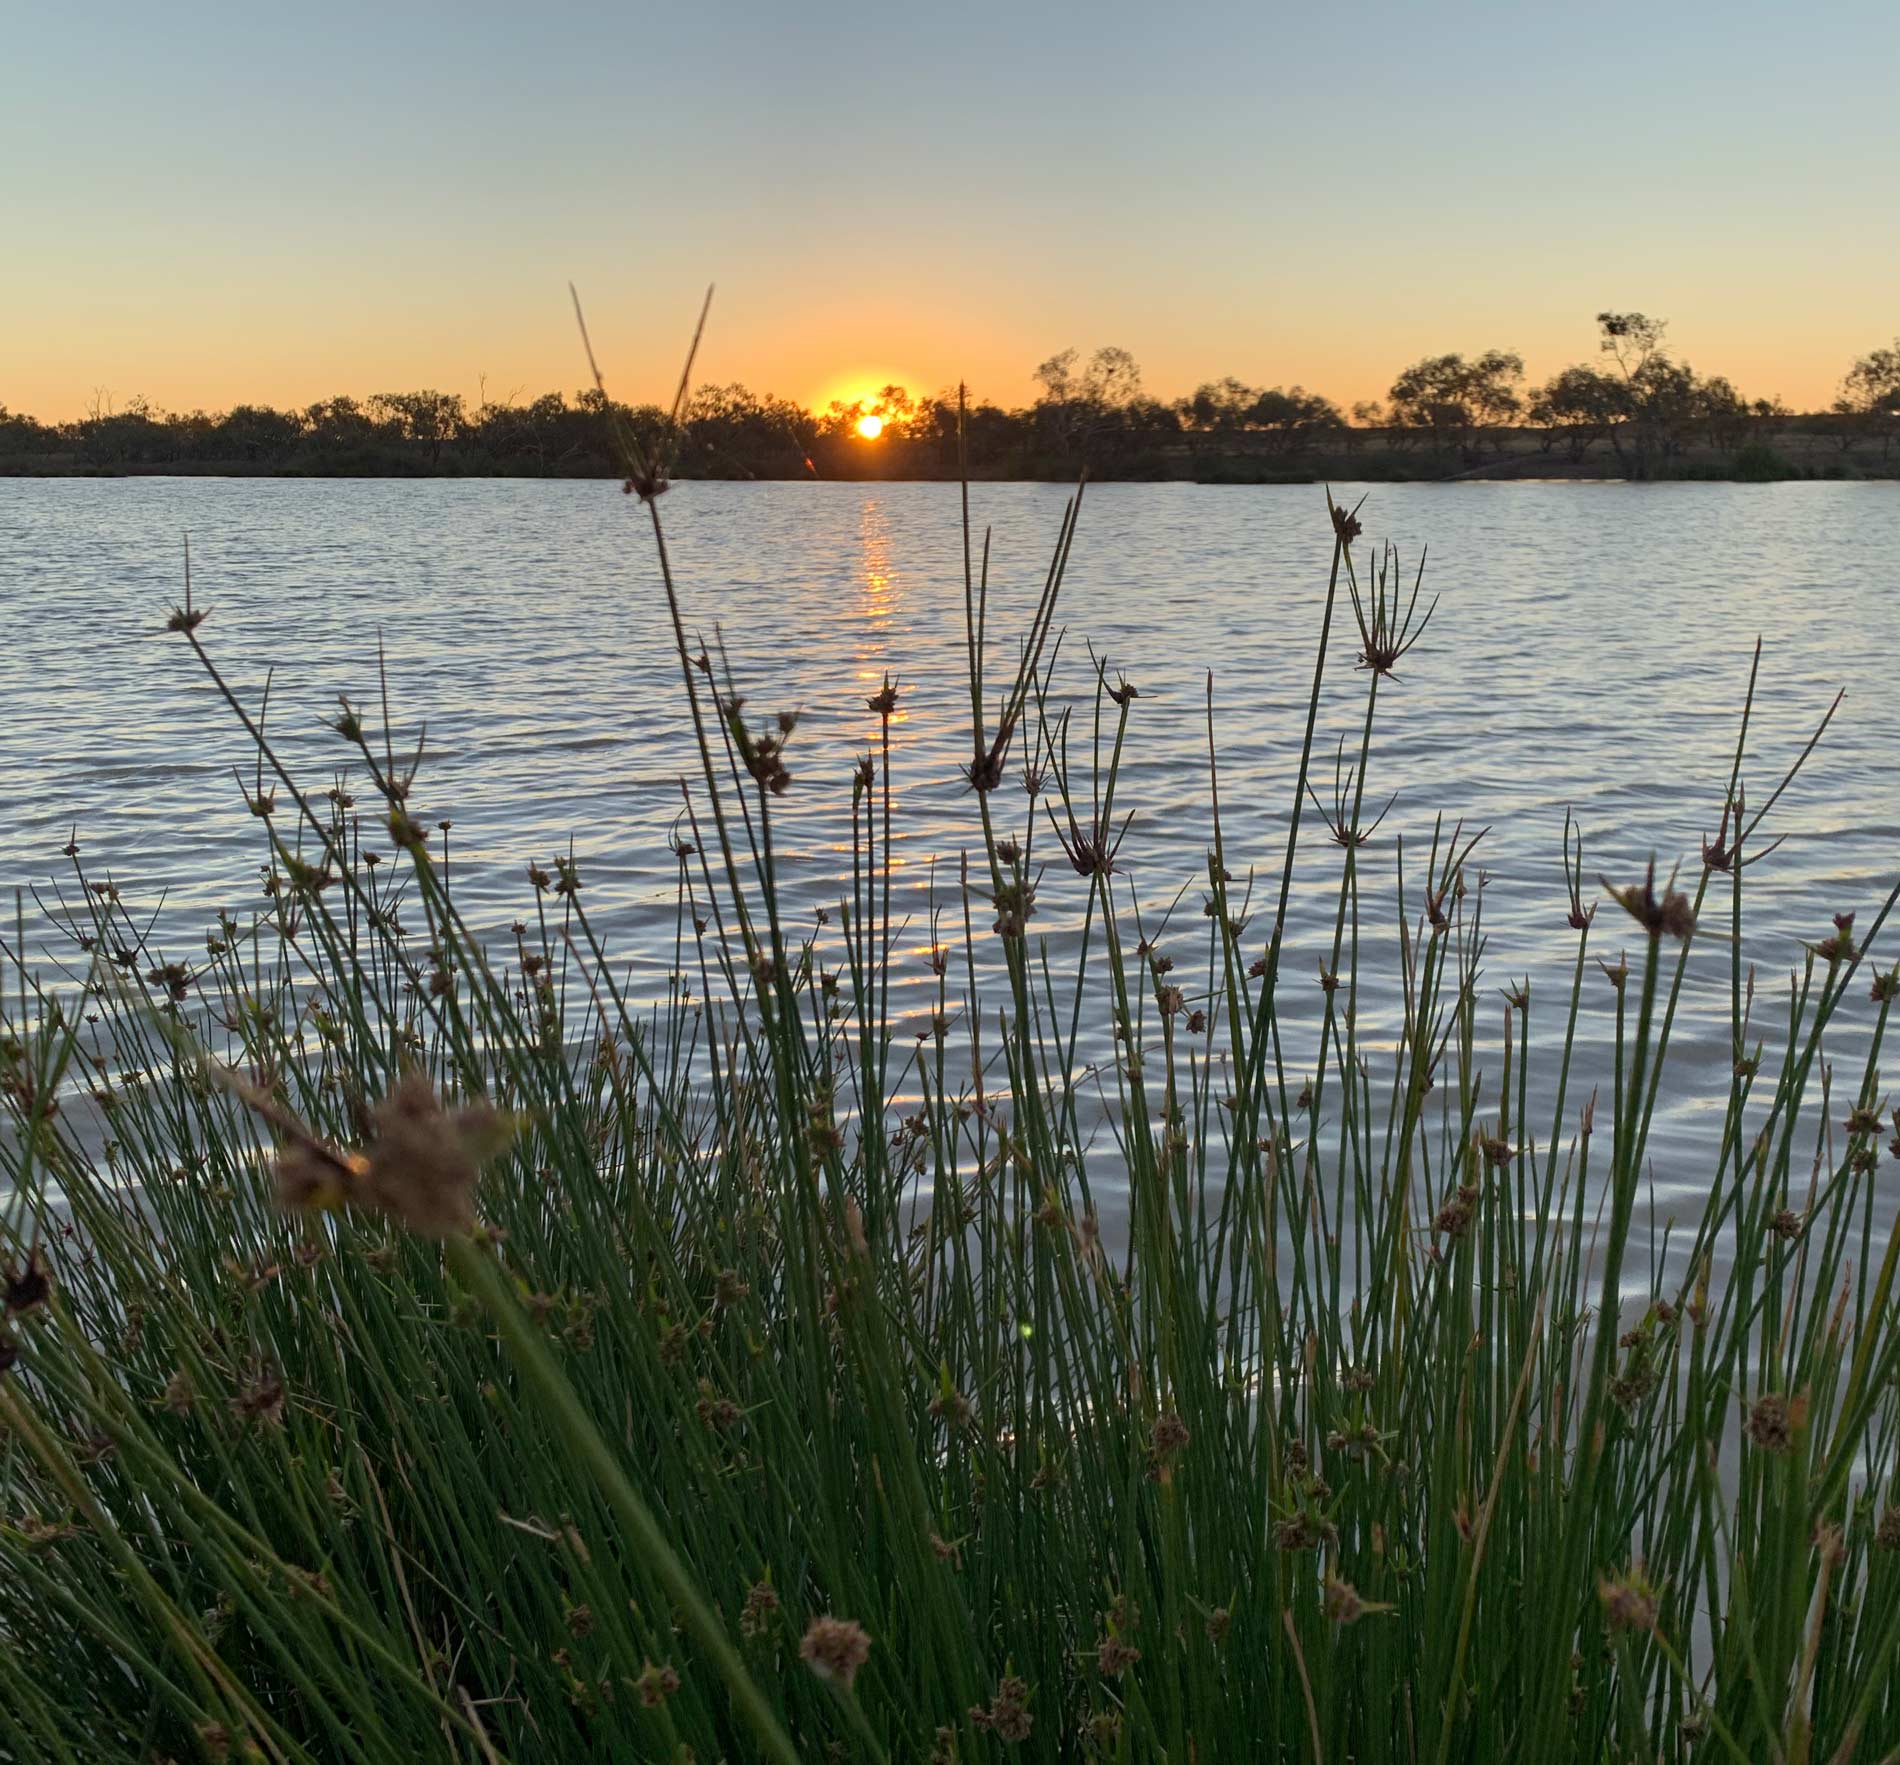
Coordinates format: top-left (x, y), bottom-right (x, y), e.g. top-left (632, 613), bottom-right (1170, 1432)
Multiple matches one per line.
top-left (1, 441), bottom-right (1898, 1762)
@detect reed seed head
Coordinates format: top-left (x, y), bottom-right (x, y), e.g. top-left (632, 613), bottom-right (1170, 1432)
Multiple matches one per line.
top-left (1597, 1567), bottom-right (1660, 1633)
top-left (3, 1250), bottom-right (50, 1317)
top-left (230, 1365), bottom-right (286, 1430)
top-left (1603, 862), bottom-right (1696, 941)
top-left (1744, 1390), bottom-right (1804, 1452)
top-left (1323, 1573), bottom-right (1385, 1625)
top-left (739, 1581), bottom-right (780, 1636)
top-left (635, 1662), bottom-right (680, 1706)
top-left (354, 1072), bottom-right (511, 1238)
top-left (970, 1674), bottom-right (1033, 1742)
top-left (1150, 1411), bottom-right (1190, 1457)
top-left (800, 1615), bottom-right (871, 1689)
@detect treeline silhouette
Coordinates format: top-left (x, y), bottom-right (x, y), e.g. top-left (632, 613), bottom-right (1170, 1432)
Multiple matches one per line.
top-left (5, 314), bottom-right (1896, 482)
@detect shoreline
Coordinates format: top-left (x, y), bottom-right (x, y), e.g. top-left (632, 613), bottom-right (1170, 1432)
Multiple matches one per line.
top-left (5, 461), bottom-right (1895, 485)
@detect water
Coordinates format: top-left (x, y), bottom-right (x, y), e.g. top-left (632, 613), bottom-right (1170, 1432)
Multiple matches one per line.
top-left (2, 477), bottom-right (1895, 1235)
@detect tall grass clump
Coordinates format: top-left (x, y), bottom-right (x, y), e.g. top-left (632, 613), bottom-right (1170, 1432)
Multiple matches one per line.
top-left (2, 389), bottom-right (1899, 1762)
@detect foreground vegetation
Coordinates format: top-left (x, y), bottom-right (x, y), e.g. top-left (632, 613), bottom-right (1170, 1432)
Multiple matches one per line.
top-left (3, 394), bottom-right (1899, 1761)
top-left (5, 314), bottom-right (1898, 482)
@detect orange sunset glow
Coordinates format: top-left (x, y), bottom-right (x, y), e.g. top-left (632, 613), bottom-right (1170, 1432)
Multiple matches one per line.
top-left (5, 3), bottom-right (1896, 426)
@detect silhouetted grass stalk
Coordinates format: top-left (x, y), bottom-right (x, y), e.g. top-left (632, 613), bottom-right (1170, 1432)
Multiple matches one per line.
top-left (2, 396), bottom-right (1898, 1761)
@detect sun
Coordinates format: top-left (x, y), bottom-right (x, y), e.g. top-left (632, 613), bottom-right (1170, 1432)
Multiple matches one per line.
top-left (855, 412), bottom-right (884, 440)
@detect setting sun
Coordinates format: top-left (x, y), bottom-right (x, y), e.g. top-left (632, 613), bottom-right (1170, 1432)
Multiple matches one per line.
top-left (855, 412), bottom-right (884, 440)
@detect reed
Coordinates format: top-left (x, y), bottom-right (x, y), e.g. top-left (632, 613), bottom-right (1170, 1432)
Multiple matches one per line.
top-left (2, 419), bottom-right (1897, 1762)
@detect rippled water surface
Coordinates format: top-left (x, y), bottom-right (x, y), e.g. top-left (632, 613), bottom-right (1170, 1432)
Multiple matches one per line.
top-left (3, 478), bottom-right (1896, 1232)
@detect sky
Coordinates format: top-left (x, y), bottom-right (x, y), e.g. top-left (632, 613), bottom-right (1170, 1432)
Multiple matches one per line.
top-left (4, 0), bottom-right (1896, 421)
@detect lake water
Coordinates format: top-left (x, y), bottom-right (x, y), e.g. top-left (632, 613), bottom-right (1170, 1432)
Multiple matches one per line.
top-left (2, 477), bottom-right (1895, 1234)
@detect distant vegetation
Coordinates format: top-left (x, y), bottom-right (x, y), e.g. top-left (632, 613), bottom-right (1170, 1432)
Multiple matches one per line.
top-left (4, 314), bottom-right (1898, 482)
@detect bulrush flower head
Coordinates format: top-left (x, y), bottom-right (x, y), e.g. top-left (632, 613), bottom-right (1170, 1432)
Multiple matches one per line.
top-left (3, 1249), bottom-right (51, 1317)
top-left (739, 1581), bottom-right (781, 1636)
top-left (965, 738), bottom-right (1009, 795)
top-left (1598, 1566), bottom-right (1661, 1633)
top-left (635, 1662), bottom-right (680, 1707)
top-left (970, 1675), bottom-right (1034, 1743)
top-left (272, 1072), bottom-right (512, 1239)
top-left (1150, 1411), bottom-right (1190, 1457)
top-left (1812, 912), bottom-right (1859, 965)
top-left (1323, 1573), bottom-right (1389, 1625)
top-left (1744, 1389), bottom-right (1805, 1453)
top-left (800, 1615), bottom-right (871, 1690)
top-left (357, 1072), bottom-right (510, 1238)
top-left (273, 1138), bottom-right (367, 1218)
top-left (1603, 861), bottom-right (1696, 942)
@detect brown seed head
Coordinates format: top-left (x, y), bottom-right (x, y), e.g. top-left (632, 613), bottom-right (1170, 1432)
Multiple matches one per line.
top-left (3, 1250), bottom-right (51, 1317)
top-left (1744, 1390), bottom-right (1803, 1453)
top-left (1597, 1568), bottom-right (1660, 1633)
top-left (1603, 862), bottom-right (1696, 941)
top-left (635, 1662), bottom-right (680, 1707)
top-left (1150, 1412), bottom-right (1190, 1458)
top-left (359, 1072), bottom-right (511, 1238)
top-left (230, 1365), bottom-right (286, 1430)
top-left (970, 1674), bottom-right (1033, 1742)
top-left (740, 1580), bottom-right (781, 1636)
top-left (800, 1615), bottom-right (871, 1690)
top-left (1323, 1573), bottom-right (1380, 1625)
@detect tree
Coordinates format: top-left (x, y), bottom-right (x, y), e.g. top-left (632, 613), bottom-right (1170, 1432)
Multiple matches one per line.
top-left (1247, 386), bottom-right (1342, 453)
top-left (0, 405), bottom-right (60, 458)
top-left (302, 396), bottom-right (402, 466)
top-left (1834, 341), bottom-right (1900, 456)
top-left (1527, 365), bottom-right (1624, 460)
top-left (369, 391), bottom-right (466, 468)
top-left (73, 393), bottom-right (173, 467)
top-left (682, 384), bottom-right (814, 477)
top-left (1177, 381), bottom-right (1340, 454)
top-left (1596, 311), bottom-right (1669, 380)
top-left (212, 404), bottom-right (305, 465)
top-left (1629, 356), bottom-right (1702, 466)
top-left (1386, 350), bottom-right (1524, 459)
top-left (1079, 346), bottom-right (1142, 410)
top-left (1181, 377), bottom-right (1255, 433)
top-left (1032, 346), bottom-right (1148, 456)
top-left (1695, 376), bottom-right (1752, 454)
top-left (1033, 348), bottom-right (1078, 405)
top-left (1590, 312), bottom-right (1744, 477)
top-left (817, 383), bottom-right (922, 443)
top-left (1592, 313), bottom-right (1681, 478)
